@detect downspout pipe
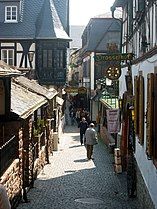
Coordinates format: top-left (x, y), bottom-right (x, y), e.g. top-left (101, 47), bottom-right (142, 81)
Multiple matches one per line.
top-left (110, 6), bottom-right (123, 54)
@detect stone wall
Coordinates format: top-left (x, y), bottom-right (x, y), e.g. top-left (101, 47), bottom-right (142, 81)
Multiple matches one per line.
top-left (0, 159), bottom-right (21, 201)
top-left (34, 146), bottom-right (46, 177)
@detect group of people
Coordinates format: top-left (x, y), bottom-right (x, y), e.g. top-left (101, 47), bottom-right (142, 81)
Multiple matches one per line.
top-left (65, 98), bottom-right (98, 161)
top-left (68, 102), bottom-right (90, 126)
top-left (78, 117), bottom-right (98, 160)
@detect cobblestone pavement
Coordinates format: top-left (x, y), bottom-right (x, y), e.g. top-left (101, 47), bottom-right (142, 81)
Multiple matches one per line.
top-left (17, 125), bottom-right (141, 209)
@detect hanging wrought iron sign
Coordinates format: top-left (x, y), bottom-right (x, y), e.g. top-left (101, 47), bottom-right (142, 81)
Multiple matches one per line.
top-left (106, 65), bottom-right (121, 80)
top-left (95, 53), bottom-right (133, 62)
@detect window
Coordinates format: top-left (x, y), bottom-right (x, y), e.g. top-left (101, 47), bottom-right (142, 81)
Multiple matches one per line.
top-left (1, 49), bottom-right (14, 65)
top-left (56, 50), bottom-right (63, 68)
top-left (43, 50), bottom-right (54, 68)
top-left (5, 6), bottom-right (17, 22)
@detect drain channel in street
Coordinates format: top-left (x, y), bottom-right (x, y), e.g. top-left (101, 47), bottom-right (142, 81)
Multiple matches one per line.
top-left (75, 198), bottom-right (104, 204)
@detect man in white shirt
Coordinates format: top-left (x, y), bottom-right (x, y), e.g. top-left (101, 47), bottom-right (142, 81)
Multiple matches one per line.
top-left (85, 123), bottom-right (98, 160)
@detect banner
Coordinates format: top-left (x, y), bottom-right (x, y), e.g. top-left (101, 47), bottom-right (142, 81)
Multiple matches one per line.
top-left (106, 109), bottom-right (120, 133)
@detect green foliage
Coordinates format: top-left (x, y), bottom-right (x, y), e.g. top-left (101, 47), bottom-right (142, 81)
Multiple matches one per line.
top-left (33, 118), bottom-right (45, 136)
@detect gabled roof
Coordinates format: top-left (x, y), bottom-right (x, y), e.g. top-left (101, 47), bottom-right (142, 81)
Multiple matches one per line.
top-left (0, 61), bottom-right (22, 77)
top-left (53, 0), bottom-right (69, 34)
top-left (13, 76), bottom-right (58, 100)
top-left (36, 0), bottom-right (71, 40)
top-left (81, 18), bottom-right (121, 53)
top-left (11, 81), bottom-right (47, 119)
top-left (112, 0), bottom-right (127, 7)
top-left (0, 0), bottom-right (71, 40)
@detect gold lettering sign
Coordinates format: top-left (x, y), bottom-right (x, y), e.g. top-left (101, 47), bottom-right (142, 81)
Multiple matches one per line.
top-left (78, 87), bottom-right (87, 94)
top-left (95, 53), bottom-right (133, 62)
top-left (64, 87), bottom-right (78, 93)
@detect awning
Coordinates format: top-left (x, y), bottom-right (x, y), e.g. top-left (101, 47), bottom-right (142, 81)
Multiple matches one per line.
top-left (100, 98), bottom-right (119, 109)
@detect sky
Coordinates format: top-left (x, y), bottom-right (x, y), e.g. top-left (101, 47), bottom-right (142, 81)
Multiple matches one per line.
top-left (69, 0), bottom-right (115, 26)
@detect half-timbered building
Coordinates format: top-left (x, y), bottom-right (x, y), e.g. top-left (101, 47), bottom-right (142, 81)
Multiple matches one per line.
top-left (0, 61), bottom-right (63, 207)
top-left (112, 0), bottom-right (157, 208)
top-left (0, 0), bottom-right (71, 86)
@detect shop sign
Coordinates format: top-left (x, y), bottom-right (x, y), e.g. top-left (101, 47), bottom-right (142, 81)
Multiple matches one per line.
top-left (65, 86), bottom-right (87, 94)
top-left (64, 87), bottom-right (78, 93)
top-left (106, 109), bottom-right (120, 133)
top-left (78, 87), bottom-right (87, 94)
top-left (95, 53), bottom-right (133, 62)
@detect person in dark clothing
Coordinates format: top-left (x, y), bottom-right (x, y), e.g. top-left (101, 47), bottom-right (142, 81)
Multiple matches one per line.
top-left (69, 108), bottom-right (76, 125)
top-left (78, 117), bottom-right (88, 145)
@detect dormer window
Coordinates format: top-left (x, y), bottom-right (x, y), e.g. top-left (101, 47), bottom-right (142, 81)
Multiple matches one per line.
top-left (5, 6), bottom-right (17, 22)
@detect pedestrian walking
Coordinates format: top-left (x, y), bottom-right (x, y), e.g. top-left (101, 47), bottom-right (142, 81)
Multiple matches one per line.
top-left (75, 109), bottom-right (81, 125)
top-left (85, 123), bottom-right (98, 160)
top-left (78, 117), bottom-right (88, 145)
top-left (69, 108), bottom-right (76, 126)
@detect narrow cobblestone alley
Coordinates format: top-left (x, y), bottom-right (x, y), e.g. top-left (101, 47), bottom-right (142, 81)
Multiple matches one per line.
top-left (17, 125), bottom-right (141, 209)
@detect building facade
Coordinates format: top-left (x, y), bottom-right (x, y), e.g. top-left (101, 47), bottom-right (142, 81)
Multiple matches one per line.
top-left (0, 0), bottom-right (71, 86)
top-left (112, 0), bottom-right (157, 208)
top-left (80, 17), bottom-right (121, 121)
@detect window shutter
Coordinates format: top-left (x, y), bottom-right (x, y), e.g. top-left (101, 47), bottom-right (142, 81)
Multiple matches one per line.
top-left (138, 75), bottom-right (144, 144)
top-left (153, 74), bottom-right (157, 159)
top-left (134, 76), bottom-right (139, 135)
top-left (146, 73), bottom-right (154, 158)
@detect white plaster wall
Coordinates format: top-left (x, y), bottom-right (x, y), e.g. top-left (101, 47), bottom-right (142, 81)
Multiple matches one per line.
top-left (91, 101), bottom-right (98, 122)
top-left (16, 43), bottom-right (35, 69)
top-left (119, 67), bottom-right (128, 98)
top-left (90, 52), bottom-right (95, 91)
top-left (119, 54), bottom-right (157, 208)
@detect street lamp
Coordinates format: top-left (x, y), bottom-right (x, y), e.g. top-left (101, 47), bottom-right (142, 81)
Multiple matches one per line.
top-left (28, 51), bottom-right (35, 79)
top-left (96, 82), bottom-right (102, 90)
top-left (28, 51), bottom-right (34, 63)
